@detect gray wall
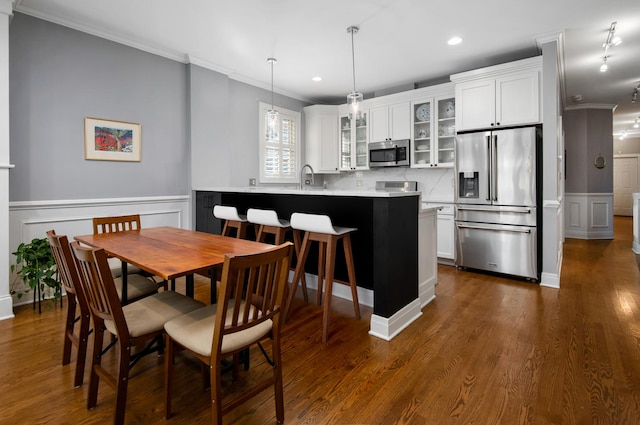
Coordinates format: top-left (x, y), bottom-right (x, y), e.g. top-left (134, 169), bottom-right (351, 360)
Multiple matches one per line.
top-left (564, 108), bottom-right (613, 193)
top-left (9, 13), bottom-right (189, 201)
top-left (9, 13), bottom-right (309, 202)
top-left (189, 64), bottom-right (231, 188)
top-left (614, 136), bottom-right (640, 154)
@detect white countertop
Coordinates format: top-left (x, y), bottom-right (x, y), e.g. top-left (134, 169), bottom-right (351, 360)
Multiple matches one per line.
top-left (196, 187), bottom-right (421, 198)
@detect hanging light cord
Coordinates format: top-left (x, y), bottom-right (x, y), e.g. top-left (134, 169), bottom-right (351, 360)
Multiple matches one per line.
top-left (268, 58), bottom-right (276, 110)
top-left (349, 27), bottom-right (358, 92)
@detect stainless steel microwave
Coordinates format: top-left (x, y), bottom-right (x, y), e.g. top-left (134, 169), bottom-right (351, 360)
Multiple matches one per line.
top-left (368, 139), bottom-right (410, 167)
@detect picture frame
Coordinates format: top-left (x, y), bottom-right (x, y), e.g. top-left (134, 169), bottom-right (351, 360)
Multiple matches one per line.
top-left (84, 117), bottom-right (141, 162)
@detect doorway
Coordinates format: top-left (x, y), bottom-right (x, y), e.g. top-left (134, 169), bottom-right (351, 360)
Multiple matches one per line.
top-left (613, 156), bottom-right (639, 216)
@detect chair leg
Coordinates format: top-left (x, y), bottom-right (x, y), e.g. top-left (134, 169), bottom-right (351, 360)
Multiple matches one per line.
top-left (62, 294), bottom-right (76, 366)
top-left (74, 311), bottom-right (91, 388)
top-left (272, 332), bottom-right (285, 424)
top-left (114, 342), bottom-right (132, 425)
top-left (292, 230), bottom-right (309, 302)
top-left (284, 231), bottom-right (311, 321)
top-left (317, 241), bottom-right (326, 306)
top-left (211, 361), bottom-right (224, 425)
top-left (164, 335), bottom-right (175, 418)
top-left (221, 221), bottom-right (230, 237)
top-left (342, 234), bottom-right (361, 320)
top-left (237, 222), bottom-right (248, 239)
top-left (322, 236), bottom-right (338, 343)
top-left (87, 321), bottom-right (105, 410)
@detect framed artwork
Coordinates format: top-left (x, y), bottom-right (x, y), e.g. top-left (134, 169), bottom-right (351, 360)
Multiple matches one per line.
top-left (84, 117), bottom-right (141, 161)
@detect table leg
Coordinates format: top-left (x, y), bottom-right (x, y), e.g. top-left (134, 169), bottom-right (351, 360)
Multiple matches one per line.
top-left (121, 261), bottom-right (128, 305)
top-left (186, 274), bottom-right (194, 298)
top-left (210, 268), bottom-right (217, 304)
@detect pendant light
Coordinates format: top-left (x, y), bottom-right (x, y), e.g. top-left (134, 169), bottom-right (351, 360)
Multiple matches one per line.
top-left (346, 26), bottom-right (363, 121)
top-left (266, 57), bottom-right (279, 137)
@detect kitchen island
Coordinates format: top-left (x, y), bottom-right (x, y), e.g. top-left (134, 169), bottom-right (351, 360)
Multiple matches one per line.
top-left (194, 187), bottom-right (437, 340)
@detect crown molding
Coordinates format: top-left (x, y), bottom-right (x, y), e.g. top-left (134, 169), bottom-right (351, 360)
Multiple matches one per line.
top-left (564, 103), bottom-right (617, 111)
top-left (0, 0), bottom-right (13, 16)
top-left (13, 4), bottom-right (187, 63)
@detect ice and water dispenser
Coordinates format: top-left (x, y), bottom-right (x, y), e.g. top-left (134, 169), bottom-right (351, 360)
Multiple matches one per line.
top-left (458, 171), bottom-right (479, 199)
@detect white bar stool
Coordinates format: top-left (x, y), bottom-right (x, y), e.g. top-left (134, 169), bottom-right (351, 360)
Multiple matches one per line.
top-left (213, 205), bottom-right (248, 239)
top-left (246, 208), bottom-right (309, 302)
top-left (287, 212), bottom-right (360, 342)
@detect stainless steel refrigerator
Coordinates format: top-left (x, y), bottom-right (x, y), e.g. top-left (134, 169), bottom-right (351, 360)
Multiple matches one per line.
top-left (454, 125), bottom-right (541, 281)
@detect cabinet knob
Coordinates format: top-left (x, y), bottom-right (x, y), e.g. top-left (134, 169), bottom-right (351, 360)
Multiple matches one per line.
top-left (496, 122), bottom-right (500, 126)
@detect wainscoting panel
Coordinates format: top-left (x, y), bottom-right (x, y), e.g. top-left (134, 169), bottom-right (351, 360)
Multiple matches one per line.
top-left (564, 193), bottom-right (613, 239)
top-left (8, 195), bottom-right (190, 306)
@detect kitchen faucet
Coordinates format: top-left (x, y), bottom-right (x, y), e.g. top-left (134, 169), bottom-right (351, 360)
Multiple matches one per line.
top-left (299, 164), bottom-right (315, 190)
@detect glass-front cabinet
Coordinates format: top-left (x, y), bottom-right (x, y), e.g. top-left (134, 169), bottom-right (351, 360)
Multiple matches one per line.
top-left (411, 100), bottom-right (433, 167)
top-left (436, 97), bottom-right (455, 166)
top-left (339, 112), bottom-right (368, 171)
top-left (411, 96), bottom-right (455, 168)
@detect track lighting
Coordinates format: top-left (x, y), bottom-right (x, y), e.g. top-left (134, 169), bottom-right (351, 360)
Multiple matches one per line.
top-left (600, 21), bottom-right (621, 72)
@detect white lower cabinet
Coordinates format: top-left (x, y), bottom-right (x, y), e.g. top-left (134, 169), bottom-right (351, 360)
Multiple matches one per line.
top-left (424, 203), bottom-right (455, 263)
top-left (418, 207), bottom-right (437, 308)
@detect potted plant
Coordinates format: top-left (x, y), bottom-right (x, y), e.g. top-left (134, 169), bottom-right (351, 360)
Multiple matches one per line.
top-left (11, 237), bottom-right (61, 313)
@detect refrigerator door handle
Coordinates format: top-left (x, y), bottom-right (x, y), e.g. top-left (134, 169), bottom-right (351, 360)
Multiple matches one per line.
top-left (486, 135), bottom-right (492, 201)
top-left (456, 223), bottom-right (532, 234)
top-left (493, 134), bottom-right (498, 202)
top-left (456, 205), bottom-right (532, 214)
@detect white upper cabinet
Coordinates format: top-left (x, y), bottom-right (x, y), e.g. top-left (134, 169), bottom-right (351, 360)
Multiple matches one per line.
top-left (454, 79), bottom-right (495, 131)
top-left (303, 105), bottom-right (339, 173)
top-left (451, 56), bottom-right (542, 132)
top-left (369, 102), bottom-right (411, 143)
top-left (495, 72), bottom-right (540, 127)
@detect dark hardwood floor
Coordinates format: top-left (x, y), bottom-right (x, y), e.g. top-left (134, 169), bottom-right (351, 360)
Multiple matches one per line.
top-left (1, 217), bottom-right (639, 424)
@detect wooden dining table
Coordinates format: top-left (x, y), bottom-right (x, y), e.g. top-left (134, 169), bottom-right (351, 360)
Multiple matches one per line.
top-left (74, 226), bottom-right (274, 303)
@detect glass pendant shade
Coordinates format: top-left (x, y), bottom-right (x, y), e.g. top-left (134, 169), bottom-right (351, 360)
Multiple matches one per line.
top-left (347, 90), bottom-right (363, 121)
top-left (266, 109), bottom-right (279, 138)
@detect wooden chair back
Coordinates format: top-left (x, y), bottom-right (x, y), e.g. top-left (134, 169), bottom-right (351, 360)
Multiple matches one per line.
top-left (47, 230), bottom-right (84, 302)
top-left (46, 230), bottom-right (91, 387)
top-left (213, 242), bottom-right (293, 355)
top-left (92, 214), bottom-right (141, 234)
top-left (70, 241), bottom-right (129, 340)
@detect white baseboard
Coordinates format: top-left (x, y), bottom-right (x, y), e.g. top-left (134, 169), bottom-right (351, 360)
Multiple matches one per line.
top-left (369, 299), bottom-right (422, 341)
top-left (0, 295), bottom-right (15, 320)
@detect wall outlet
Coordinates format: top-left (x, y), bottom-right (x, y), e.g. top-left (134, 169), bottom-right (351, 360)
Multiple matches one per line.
top-left (249, 178), bottom-right (256, 186)
top-left (356, 179), bottom-right (363, 187)
top-left (355, 171), bottom-right (363, 178)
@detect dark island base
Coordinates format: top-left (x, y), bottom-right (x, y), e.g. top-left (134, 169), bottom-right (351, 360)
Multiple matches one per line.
top-left (195, 190), bottom-right (418, 319)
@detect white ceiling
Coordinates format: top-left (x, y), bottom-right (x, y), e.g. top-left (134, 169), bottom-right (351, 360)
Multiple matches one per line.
top-left (12, 0), bottom-right (640, 138)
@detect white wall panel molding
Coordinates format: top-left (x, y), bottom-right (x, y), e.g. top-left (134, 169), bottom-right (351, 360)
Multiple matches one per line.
top-left (565, 193), bottom-right (614, 239)
top-left (7, 195), bottom-right (190, 311)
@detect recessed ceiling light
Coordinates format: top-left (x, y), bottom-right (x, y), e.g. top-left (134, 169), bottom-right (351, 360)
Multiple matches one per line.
top-left (447, 37), bottom-right (463, 46)
top-left (312, 76), bottom-right (322, 82)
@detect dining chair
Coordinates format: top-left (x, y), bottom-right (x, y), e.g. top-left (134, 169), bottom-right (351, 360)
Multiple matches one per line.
top-left (70, 241), bottom-right (205, 425)
top-left (46, 230), bottom-right (91, 388)
top-left (164, 242), bottom-right (293, 424)
top-left (92, 214), bottom-right (167, 298)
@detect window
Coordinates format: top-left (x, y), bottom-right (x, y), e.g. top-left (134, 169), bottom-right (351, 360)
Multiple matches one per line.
top-left (259, 102), bottom-right (300, 183)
